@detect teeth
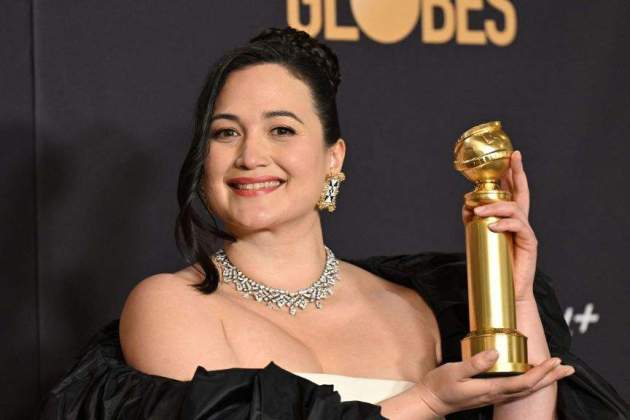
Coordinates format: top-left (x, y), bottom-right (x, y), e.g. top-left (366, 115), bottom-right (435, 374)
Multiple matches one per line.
top-left (233, 180), bottom-right (282, 190)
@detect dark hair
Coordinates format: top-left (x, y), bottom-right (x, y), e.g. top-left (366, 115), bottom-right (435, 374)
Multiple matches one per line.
top-left (174, 26), bottom-right (343, 294)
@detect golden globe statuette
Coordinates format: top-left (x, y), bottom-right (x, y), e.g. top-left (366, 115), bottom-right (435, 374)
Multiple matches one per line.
top-left (453, 121), bottom-right (532, 377)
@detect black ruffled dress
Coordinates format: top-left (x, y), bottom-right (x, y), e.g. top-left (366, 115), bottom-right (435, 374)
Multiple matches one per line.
top-left (39, 251), bottom-right (630, 419)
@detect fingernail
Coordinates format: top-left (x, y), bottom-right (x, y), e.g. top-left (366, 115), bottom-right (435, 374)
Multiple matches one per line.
top-left (485, 350), bottom-right (498, 361)
top-left (553, 358), bottom-right (562, 367)
top-left (474, 206), bottom-right (485, 214)
top-left (565, 366), bottom-right (575, 375)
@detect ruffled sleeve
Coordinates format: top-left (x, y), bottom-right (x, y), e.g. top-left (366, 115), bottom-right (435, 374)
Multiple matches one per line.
top-left (347, 251), bottom-right (630, 420)
top-left (38, 319), bottom-right (386, 419)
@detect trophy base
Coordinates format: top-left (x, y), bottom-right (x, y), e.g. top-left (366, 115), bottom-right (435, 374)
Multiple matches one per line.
top-left (461, 328), bottom-right (533, 378)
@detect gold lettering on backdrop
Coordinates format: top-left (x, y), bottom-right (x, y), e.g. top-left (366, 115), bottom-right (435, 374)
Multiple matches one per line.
top-left (287, 0), bottom-right (323, 35)
top-left (485, 0), bottom-right (516, 46)
top-left (422, 0), bottom-right (455, 44)
top-left (325, 0), bottom-right (359, 41)
top-left (286, 0), bottom-right (517, 46)
top-left (456, 0), bottom-right (487, 45)
top-left (350, 0), bottom-right (419, 44)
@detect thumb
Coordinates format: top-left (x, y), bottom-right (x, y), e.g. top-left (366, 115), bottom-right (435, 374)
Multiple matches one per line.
top-left (456, 350), bottom-right (498, 379)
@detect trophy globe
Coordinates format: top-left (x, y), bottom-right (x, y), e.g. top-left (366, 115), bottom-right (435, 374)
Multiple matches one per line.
top-left (453, 120), bottom-right (531, 377)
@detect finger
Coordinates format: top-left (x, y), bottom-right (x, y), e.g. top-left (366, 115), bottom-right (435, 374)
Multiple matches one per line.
top-left (457, 358), bottom-right (561, 407)
top-left (500, 166), bottom-right (514, 193)
top-left (487, 218), bottom-right (538, 246)
top-left (494, 364), bottom-right (575, 403)
top-left (530, 364), bottom-right (575, 393)
top-left (454, 350), bottom-right (499, 380)
top-left (500, 150), bottom-right (520, 192)
top-left (458, 357), bottom-right (558, 404)
top-left (487, 218), bottom-right (528, 233)
top-left (510, 150), bottom-right (530, 217)
top-left (498, 358), bottom-right (562, 395)
top-left (474, 202), bottom-right (528, 223)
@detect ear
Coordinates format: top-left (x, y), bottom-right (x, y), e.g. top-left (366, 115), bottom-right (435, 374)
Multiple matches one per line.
top-left (328, 138), bottom-right (346, 173)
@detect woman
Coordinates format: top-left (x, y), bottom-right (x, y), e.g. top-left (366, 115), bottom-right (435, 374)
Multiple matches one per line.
top-left (40, 27), bottom-right (629, 419)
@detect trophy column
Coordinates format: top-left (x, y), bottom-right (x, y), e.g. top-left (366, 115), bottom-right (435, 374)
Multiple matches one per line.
top-left (453, 121), bottom-right (532, 377)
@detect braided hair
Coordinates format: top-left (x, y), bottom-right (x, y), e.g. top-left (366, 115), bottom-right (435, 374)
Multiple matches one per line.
top-left (175, 26), bottom-right (344, 294)
top-left (249, 27), bottom-right (342, 93)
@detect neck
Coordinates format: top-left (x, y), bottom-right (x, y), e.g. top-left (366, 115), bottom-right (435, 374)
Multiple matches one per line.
top-left (219, 213), bottom-right (331, 291)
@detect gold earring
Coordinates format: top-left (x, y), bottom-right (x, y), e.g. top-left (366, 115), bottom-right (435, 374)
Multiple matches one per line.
top-left (317, 171), bottom-right (346, 212)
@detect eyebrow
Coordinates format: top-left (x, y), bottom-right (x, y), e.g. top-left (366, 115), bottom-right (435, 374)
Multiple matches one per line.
top-left (210, 110), bottom-right (304, 125)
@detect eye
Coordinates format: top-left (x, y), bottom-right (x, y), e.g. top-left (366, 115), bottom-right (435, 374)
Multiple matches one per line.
top-left (210, 128), bottom-right (239, 140)
top-left (272, 126), bottom-right (296, 136)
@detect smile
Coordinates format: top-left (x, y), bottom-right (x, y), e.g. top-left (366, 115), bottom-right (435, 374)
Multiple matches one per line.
top-left (228, 180), bottom-right (285, 196)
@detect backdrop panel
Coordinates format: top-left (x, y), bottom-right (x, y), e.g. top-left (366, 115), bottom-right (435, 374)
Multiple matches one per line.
top-left (2, 1), bottom-right (629, 418)
top-left (0, 1), bottom-right (39, 418)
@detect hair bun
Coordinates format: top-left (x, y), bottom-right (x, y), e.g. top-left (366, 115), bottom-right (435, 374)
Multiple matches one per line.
top-left (249, 26), bottom-right (341, 92)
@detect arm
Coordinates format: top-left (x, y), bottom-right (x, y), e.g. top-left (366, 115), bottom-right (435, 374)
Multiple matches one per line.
top-left (492, 296), bottom-right (570, 420)
top-left (119, 273), bottom-right (239, 380)
top-left (468, 151), bottom-right (568, 419)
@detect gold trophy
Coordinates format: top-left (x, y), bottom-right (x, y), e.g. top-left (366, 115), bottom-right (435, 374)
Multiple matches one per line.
top-left (453, 121), bottom-right (532, 377)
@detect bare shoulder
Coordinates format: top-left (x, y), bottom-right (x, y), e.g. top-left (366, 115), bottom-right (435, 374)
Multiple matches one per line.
top-left (339, 260), bottom-right (433, 314)
top-left (119, 265), bottom-right (238, 381)
top-left (339, 260), bottom-right (443, 363)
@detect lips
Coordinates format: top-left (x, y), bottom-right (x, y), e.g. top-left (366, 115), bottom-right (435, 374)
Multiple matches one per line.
top-left (226, 176), bottom-right (286, 186)
top-left (226, 176), bottom-right (286, 196)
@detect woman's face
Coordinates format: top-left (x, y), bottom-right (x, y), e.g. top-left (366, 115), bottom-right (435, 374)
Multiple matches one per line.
top-left (203, 63), bottom-right (345, 235)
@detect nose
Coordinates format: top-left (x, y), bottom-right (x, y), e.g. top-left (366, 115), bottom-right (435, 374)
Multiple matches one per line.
top-left (234, 133), bottom-right (270, 169)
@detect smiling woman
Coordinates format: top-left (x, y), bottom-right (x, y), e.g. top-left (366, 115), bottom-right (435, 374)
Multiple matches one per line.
top-left (39, 26), bottom-right (630, 420)
top-left (196, 61), bottom-right (346, 257)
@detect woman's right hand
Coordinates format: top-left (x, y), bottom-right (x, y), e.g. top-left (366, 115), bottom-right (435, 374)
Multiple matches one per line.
top-left (414, 349), bottom-right (575, 417)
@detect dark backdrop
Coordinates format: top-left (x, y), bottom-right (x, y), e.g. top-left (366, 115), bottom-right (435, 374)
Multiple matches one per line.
top-left (2, 1), bottom-right (629, 418)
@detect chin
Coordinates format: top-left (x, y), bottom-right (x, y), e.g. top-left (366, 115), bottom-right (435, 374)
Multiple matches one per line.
top-left (228, 211), bottom-right (280, 231)
top-left (228, 208), bottom-right (312, 233)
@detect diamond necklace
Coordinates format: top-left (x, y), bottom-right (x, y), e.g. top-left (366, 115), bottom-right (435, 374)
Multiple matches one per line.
top-left (212, 246), bottom-right (340, 316)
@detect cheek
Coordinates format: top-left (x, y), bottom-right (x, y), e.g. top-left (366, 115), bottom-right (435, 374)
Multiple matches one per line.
top-left (283, 153), bottom-right (327, 204)
top-left (204, 148), bottom-right (231, 197)
top-left (206, 142), bottom-right (232, 174)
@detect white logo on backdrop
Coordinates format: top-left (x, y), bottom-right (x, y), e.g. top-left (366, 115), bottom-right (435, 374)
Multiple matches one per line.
top-left (564, 303), bottom-right (600, 336)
